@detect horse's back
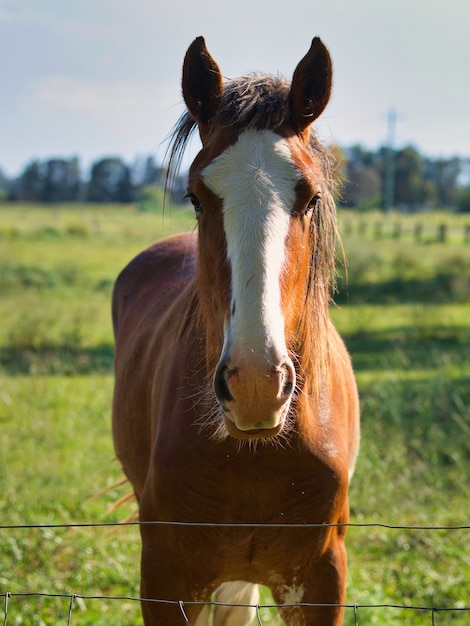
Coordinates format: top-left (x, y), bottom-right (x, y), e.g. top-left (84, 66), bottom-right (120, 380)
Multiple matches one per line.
top-left (112, 232), bottom-right (198, 497)
top-left (112, 231), bottom-right (197, 337)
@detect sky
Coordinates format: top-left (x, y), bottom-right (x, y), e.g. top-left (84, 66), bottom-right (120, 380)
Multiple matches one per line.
top-left (1, 0), bottom-right (469, 178)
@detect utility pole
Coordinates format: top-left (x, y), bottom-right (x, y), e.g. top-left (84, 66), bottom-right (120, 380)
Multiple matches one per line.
top-left (384, 108), bottom-right (397, 214)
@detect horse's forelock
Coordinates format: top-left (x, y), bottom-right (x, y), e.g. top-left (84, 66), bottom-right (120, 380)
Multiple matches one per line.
top-left (165, 74), bottom-right (336, 194)
top-left (213, 74), bottom-right (290, 134)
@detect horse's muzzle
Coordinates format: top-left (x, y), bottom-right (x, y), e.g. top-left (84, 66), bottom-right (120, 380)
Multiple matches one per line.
top-left (213, 355), bottom-right (296, 438)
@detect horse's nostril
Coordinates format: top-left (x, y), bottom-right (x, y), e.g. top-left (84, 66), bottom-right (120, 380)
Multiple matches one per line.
top-left (280, 361), bottom-right (296, 398)
top-left (283, 380), bottom-right (294, 396)
top-left (214, 363), bottom-right (234, 406)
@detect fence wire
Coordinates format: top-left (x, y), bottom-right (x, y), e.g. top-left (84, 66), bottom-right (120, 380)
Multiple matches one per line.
top-left (2, 519), bottom-right (470, 624)
top-left (2, 591), bottom-right (470, 625)
top-left (1, 520), bottom-right (470, 530)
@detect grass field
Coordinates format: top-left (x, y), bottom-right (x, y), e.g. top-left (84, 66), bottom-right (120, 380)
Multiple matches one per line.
top-left (0, 203), bottom-right (469, 625)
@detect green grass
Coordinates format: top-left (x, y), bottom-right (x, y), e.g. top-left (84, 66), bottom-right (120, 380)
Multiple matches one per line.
top-left (1, 203), bottom-right (469, 625)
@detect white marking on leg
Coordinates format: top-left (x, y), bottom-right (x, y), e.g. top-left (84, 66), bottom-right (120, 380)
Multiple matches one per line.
top-left (213, 582), bottom-right (259, 626)
top-left (280, 583), bottom-right (305, 605)
top-left (278, 581), bottom-right (306, 626)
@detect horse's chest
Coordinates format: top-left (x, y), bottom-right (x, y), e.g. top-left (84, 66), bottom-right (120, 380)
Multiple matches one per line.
top-left (146, 442), bottom-right (344, 583)
top-left (152, 442), bottom-right (341, 526)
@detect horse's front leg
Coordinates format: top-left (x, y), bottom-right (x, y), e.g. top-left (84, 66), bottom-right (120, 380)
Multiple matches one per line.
top-left (272, 533), bottom-right (348, 626)
top-left (140, 534), bottom-right (210, 626)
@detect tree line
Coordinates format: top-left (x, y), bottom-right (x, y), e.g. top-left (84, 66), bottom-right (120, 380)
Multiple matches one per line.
top-left (0, 155), bottom-right (185, 205)
top-left (1, 146), bottom-right (469, 211)
top-left (339, 144), bottom-right (470, 212)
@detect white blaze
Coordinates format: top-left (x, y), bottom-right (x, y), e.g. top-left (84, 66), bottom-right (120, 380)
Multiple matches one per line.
top-left (203, 130), bottom-right (300, 358)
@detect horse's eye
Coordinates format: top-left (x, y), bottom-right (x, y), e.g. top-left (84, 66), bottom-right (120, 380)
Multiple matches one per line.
top-left (306, 193), bottom-right (321, 214)
top-left (185, 192), bottom-right (203, 213)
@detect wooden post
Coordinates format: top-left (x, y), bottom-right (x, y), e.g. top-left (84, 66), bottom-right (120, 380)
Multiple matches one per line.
top-left (437, 224), bottom-right (446, 243)
top-left (464, 224), bottom-right (470, 243)
top-left (414, 223), bottom-right (423, 241)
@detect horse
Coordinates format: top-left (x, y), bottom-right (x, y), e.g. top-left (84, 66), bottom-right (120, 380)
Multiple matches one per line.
top-left (112, 36), bottom-right (359, 626)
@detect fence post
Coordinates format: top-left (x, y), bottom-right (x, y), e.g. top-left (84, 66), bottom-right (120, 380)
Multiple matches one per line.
top-left (393, 222), bottom-right (402, 239)
top-left (464, 224), bottom-right (470, 243)
top-left (414, 223), bottom-right (423, 242)
top-left (437, 224), bottom-right (447, 243)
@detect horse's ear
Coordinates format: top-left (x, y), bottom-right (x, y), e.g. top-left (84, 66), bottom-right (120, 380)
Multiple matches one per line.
top-left (289, 37), bottom-right (333, 135)
top-left (182, 36), bottom-right (223, 129)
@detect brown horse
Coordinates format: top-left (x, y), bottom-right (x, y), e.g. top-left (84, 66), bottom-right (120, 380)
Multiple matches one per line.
top-left (112, 36), bottom-right (359, 626)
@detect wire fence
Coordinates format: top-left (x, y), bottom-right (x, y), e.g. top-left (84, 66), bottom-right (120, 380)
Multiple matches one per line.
top-left (2, 591), bottom-right (470, 626)
top-left (2, 590), bottom-right (470, 626)
top-left (2, 519), bottom-right (470, 530)
top-left (2, 519), bottom-right (470, 625)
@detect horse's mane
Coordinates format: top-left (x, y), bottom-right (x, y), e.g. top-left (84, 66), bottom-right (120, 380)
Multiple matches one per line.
top-left (165, 73), bottom-right (341, 404)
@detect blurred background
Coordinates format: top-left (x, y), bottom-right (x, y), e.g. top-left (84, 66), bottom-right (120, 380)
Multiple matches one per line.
top-left (1, 2), bottom-right (470, 625)
top-left (1, 0), bottom-right (470, 211)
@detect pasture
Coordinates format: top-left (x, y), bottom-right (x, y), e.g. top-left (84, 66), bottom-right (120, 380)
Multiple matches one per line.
top-left (0, 202), bottom-right (469, 625)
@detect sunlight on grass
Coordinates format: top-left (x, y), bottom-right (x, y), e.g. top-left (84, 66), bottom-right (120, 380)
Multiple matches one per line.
top-left (1, 204), bottom-right (469, 625)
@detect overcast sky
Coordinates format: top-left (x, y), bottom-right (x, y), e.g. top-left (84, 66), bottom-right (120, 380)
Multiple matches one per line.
top-left (1, 0), bottom-right (469, 177)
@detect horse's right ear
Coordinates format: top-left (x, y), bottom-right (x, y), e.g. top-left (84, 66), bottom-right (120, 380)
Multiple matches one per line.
top-left (182, 37), bottom-right (223, 131)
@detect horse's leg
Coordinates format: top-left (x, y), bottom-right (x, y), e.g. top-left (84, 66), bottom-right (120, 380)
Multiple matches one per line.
top-left (194, 604), bottom-right (211, 626)
top-left (273, 534), bottom-right (348, 626)
top-left (140, 540), bottom-right (208, 626)
top-left (212, 582), bottom-right (259, 626)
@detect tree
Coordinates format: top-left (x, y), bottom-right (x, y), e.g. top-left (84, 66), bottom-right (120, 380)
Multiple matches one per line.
top-left (456, 188), bottom-right (470, 213)
top-left (40, 158), bottom-right (82, 203)
top-left (341, 145), bottom-right (382, 208)
top-left (424, 157), bottom-right (461, 209)
top-left (393, 146), bottom-right (436, 210)
top-left (343, 167), bottom-right (382, 208)
top-left (0, 166), bottom-right (9, 201)
top-left (86, 157), bottom-right (135, 203)
top-left (130, 155), bottom-right (165, 189)
top-left (12, 157), bottom-right (83, 203)
top-left (17, 160), bottom-right (42, 202)
top-left (115, 164), bottom-right (135, 203)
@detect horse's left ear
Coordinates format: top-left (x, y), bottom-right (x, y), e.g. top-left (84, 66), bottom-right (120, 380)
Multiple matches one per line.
top-left (289, 37), bottom-right (333, 135)
top-left (182, 36), bottom-right (223, 131)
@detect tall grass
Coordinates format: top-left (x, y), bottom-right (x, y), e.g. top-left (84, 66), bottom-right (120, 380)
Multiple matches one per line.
top-left (0, 204), bottom-right (469, 625)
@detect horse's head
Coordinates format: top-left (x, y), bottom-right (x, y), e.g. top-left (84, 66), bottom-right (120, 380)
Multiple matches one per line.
top-left (179, 37), bottom-right (337, 440)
